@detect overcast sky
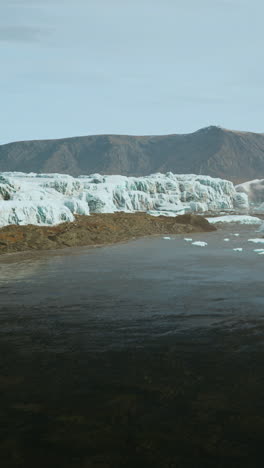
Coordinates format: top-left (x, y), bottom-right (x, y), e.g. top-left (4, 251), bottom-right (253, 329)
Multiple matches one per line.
top-left (1, 0), bottom-right (263, 143)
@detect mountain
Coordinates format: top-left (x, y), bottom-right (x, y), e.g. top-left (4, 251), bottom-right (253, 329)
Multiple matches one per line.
top-left (1, 126), bottom-right (264, 182)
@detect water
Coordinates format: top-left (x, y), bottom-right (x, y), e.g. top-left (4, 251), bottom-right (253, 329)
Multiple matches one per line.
top-left (0, 225), bottom-right (264, 467)
top-left (1, 225), bottom-right (264, 348)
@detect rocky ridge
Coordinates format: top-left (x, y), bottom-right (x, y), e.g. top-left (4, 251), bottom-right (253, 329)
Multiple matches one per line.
top-left (1, 126), bottom-right (264, 183)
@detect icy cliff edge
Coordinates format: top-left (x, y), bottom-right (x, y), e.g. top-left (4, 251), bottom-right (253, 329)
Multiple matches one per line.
top-left (0, 172), bottom-right (248, 227)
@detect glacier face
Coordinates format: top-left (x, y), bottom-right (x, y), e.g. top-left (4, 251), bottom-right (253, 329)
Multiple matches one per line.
top-left (236, 179), bottom-right (264, 209)
top-left (0, 172), bottom-right (249, 227)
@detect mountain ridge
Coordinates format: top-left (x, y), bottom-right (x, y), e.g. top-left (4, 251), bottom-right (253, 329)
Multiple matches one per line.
top-left (1, 126), bottom-right (264, 183)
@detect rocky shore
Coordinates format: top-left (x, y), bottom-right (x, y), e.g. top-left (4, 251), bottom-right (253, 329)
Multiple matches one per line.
top-left (0, 212), bottom-right (216, 255)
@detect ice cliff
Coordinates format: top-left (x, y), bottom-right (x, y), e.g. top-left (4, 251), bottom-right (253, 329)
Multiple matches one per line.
top-left (236, 179), bottom-right (264, 210)
top-left (0, 172), bottom-right (248, 227)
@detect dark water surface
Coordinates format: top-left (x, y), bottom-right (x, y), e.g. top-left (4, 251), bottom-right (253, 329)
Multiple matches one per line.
top-left (1, 225), bottom-right (264, 467)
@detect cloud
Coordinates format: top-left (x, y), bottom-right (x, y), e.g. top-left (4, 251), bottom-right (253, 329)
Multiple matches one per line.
top-left (0, 26), bottom-right (48, 43)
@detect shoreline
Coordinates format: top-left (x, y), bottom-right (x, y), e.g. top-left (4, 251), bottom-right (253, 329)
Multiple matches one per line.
top-left (0, 233), bottom-right (182, 264)
top-left (0, 212), bottom-right (216, 258)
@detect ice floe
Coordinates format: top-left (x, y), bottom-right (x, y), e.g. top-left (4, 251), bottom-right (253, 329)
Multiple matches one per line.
top-left (207, 215), bottom-right (262, 225)
top-left (248, 238), bottom-right (264, 244)
top-left (223, 238), bottom-right (230, 242)
top-left (0, 172), bottom-right (249, 227)
top-left (192, 241), bottom-right (208, 247)
top-left (233, 248), bottom-right (243, 252)
top-left (163, 237), bottom-right (171, 240)
top-left (184, 238), bottom-right (193, 242)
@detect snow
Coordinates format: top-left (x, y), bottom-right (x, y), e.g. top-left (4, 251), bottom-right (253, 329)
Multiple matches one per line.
top-left (207, 215), bottom-right (262, 225)
top-left (248, 238), bottom-right (264, 244)
top-left (0, 171), bottom-right (249, 227)
top-left (184, 238), bottom-right (193, 242)
top-left (233, 248), bottom-right (243, 252)
top-left (192, 241), bottom-right (208, 247)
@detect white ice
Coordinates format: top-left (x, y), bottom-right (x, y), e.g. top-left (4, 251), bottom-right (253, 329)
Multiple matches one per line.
top-left (248, 238), bottom-right (264, 244)
top-left (236, 179), bottom-right (264, 207)
top-left (207, 215), bottom-right (262, 225)
top-left (224, 238), bottom-right (230, 242)
top-left (233, 248), bottom-right (243, 252)
top-left (0, 171), bottom-right (250, 227)
top-left (163, 237), bottom-right (171, 240)
top-left (184, 238), bottom-right (193, 242)
top-left (192, 241), bottom-right (208, 247)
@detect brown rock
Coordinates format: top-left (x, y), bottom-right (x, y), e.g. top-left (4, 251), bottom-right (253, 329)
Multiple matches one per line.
top-left (0, 213), bottom-right (216, 256)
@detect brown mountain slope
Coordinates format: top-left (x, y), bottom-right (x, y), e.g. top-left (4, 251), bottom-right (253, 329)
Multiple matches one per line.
top-left (1, 126), bottom-right (264, 182)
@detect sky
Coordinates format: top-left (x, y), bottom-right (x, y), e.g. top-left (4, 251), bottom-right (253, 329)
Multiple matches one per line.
top-left (1, 0), bottom-right (264, 144)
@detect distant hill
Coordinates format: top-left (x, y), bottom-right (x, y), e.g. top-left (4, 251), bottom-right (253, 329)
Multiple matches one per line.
top-left (1, 126), bottom-right (264, 183)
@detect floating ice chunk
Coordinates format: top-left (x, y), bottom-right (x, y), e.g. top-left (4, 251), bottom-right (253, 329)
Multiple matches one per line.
top-left (258, 252), bottom-right (264, 255)
top-left (253, 249), bottom-right (264, 252)
top-left (233, 248), bottom-right (243, 252)
top-left (163, 236), bottom-right (171, 240)
top-left (207, 215), bottom-right (262, 225)
top-left (232, 233), bottom-right (240, 236)
top-left (184, 238), bottom-right (193, 242)
top-left (248, 238), bottom-right (264, 244)
top-left (224, 238), bottom-right (230, 242)
top-left (192, 241), bottom-right (208, 247)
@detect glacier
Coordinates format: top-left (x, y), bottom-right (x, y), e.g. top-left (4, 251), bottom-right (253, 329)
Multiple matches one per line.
top-left (236, 178), bottom-right (264, 228)
top-left (236, 179), bottom-right (264, 207)
top-left (0, 172), bottom-right (250, 227)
